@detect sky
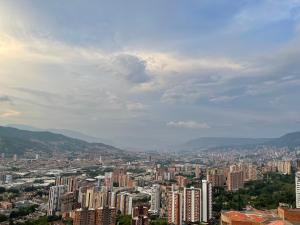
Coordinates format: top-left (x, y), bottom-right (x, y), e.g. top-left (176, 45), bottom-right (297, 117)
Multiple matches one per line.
top-left (1, 0), bottom-right (300, 150)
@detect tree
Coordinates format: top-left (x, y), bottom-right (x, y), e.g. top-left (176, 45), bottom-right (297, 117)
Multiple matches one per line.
top-left (117, 215), bottom-right (131, 225)
top-left (0, 187), bottom-right (6, 193)
top-left (0, 214), bottom-right (8, 222)
top-left (150, 218), bottom-right (167, 225)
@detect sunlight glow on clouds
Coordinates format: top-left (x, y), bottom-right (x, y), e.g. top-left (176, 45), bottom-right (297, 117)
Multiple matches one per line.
top-left (167, 121), bottom-right (210, 129)
top-left (0, 110), bottom-right (21, 118)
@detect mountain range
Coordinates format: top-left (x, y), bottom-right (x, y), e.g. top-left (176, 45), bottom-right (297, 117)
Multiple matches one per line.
top-left (176, 137), bottom-right (272, 151)
top-left (266, 131), bottom-right (300, 148)
top-left (0, 126), bottom-right (121, 156)
top-left (6, 124), bottom-right (113, 144)
top-left (1, 125), bottom-right (300, 154)
top-left (177, 131), bottom-right (300, 151)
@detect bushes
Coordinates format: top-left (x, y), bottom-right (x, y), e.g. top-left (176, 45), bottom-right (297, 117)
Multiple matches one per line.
top-left (0, 214), bottom-right (8, 222)
top-left (0, 187), bottom-right (6, 193)
top-left (117, 215), bottom-right (131, 225)
top-left (11, 215), bottom-right (61, 225)
top-left (10, 205), bottom-right (38, 219)
top-left (150, 218), bottom-right (167, 225)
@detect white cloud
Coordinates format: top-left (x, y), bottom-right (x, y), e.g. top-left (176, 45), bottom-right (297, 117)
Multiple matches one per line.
top-left (126, 102), bottom-right (148, 111)
top-left (209, 95), bottom-right (239, 103)
top-left (167, 121), bottom-right (210, 129)
top-left (137, 51), bottom-right (242, 74)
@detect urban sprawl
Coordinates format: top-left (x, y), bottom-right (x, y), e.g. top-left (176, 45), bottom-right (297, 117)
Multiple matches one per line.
top-left (1, 146), bottom-right (300, 225)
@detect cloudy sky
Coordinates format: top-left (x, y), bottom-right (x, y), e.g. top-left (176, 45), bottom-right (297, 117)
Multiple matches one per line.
top-left (1, 0), bottom-right (300, 149)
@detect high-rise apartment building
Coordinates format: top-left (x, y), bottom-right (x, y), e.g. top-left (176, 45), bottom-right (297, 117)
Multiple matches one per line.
top-left (227, 171), bottom-right (244, 191)
top-left (73, 208), bottom-right (95, 225)
top-left (107, 191), bottom-right (117, 208)
top-left (104, 172), bottom-right (113, 190)
top-left (78, 186), bottom-right (88, 207)
top-left (241, 164), bottom-right (257, 182)
top-left (93, 190), bottom-right (107, 209)
top-left (277, 160), bottom-right (291, 175)
top-left (150, 184), bottom-right (160, 214)
top-left (167, 191), bottom-right (183, 225)
top-left (296, 172), bottom-right (300, 208)
top-left (95, 207), bottom-right (116, 225)
top-left (132, 206), bottom-right (149, 225)
top-left (48, 185), bottom-right (66, 215)
top-left (183, 187), bottom-right (201, 224)
top-left (195, 165), bottom-right (201, 179)
top-left (207, 168), bottom-right (226, 187)
top-left (116, 192), bottom-right (133, 215)
top-left (175, 176), bottom-right (187, 188)
top-left (56, 175), bottom-right (77, 193)
top-left (202, 180), bottom-right (212, 223)
top-left (297, 159), bottom-right (300, 172)
top-left (60, 192), bottom-right (74, 213)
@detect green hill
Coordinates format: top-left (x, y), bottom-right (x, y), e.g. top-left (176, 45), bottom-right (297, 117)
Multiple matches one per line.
top-left (266, 131), bottom-right (300, 148)
top-left (0, 126), bottom-right (121, 155)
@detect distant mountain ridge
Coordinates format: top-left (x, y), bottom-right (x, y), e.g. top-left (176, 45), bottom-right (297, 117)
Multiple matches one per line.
top-left (6, 124), bottom-right (113, 144)
top-left (265, 131), bottom-right (300, 148)
top-left (177, 131), bottom-right (300, 151)
top-left (2, 125), bottom-right (300, 154)
top-left (0, 126), bottom-right (121, 155)
top-left (177, 137), bottom-right (273, 151)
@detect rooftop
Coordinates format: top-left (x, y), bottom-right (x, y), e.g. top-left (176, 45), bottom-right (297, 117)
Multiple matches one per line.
top-left (222, 209), bottom-right (287, 225)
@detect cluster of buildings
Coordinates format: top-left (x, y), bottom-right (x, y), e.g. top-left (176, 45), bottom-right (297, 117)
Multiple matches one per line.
top-left (295, 172), bottom-right (300, 209)
top-left (166, 181), bottom-right (212, 225)
top-left (206, 163), bottom-right (258, 191)
top-left (2, 145), bottom-right (300, 225)
top-left (47, 164), bottom-right (213, 225)
top-left (264, 160), bottom-right (292, 175)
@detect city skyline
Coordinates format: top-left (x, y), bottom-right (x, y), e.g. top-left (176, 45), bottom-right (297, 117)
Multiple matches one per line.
top-left (1, 1), bottom-right (300, 149)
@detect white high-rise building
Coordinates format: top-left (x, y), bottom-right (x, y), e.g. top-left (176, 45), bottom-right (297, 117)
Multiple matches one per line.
top-left (150, 184), bottom-right (160, 214)
top-left (296, 172), bottom-right (300, 208)
top-left (202, 180), bottom-right (212, 223)
top-left (5, 175), bottom-right (13, 184)
top-left (13, 154), bottom-right (17, 161)
top-left (117, 192), bottom-right (133, 215)
top-left (48, 185), bottom-right (66, 215)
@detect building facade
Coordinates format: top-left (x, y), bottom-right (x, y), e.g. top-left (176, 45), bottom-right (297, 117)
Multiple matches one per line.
top-left (296, 172), bottom-right (300, 208)
top-left (132, 206), bottom-right (149, 225)
top-left (150, 184), bottom-right (161, 214)
top-left (95, 207), bottom-right (116, 225)
top-left (167, 191), bottom-right (183, 225)
top-left (48, 185), bottom-right (66, 215)
top-left (73, 208), bottom-right (95, 225)
top-left (202, 180), bottom-right (212, 223)
top-left (183, 187), bottom-right (201, 224)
